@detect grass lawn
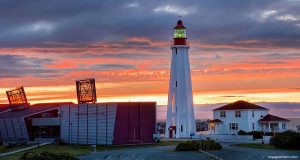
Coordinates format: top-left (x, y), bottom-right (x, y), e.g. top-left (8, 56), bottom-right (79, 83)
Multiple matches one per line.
top-left (233, 143), bottom-right (277, 149)
top-left (0, 141), bottom-right (182, 160)
top-left (0, 145), bottom-right (90, 160)
top-left (155, 141), bottom-right (182, 146)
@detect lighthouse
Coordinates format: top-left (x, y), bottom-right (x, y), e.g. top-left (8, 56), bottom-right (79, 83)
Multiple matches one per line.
top-left (165, 19), bottom-right (196, 138)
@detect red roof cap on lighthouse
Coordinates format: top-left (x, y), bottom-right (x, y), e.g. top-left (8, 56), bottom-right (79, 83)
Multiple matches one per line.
top-left (174, 19), bottom-right (186, 29)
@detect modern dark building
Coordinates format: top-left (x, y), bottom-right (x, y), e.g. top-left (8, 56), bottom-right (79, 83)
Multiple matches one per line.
top-left (0, 102), bottom-right (156, 145)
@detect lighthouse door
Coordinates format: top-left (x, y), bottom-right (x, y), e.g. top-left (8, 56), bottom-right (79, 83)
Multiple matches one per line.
top-left (169, 126), bottom-right (176, 138)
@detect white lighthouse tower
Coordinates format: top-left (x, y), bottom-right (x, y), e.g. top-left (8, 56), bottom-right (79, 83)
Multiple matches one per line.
top-left (165, 19), bottom-right (196, 138)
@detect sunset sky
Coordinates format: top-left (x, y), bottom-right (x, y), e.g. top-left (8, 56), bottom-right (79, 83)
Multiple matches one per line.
top-left (0, 0), bottom-right (300, 108)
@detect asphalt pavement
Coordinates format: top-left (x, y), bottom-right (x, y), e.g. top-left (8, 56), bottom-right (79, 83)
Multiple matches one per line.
top-left (79, 144), bottom-right (300, 160)
top-left (79, 145), bottom-right (211, 160)
top-left (208, 145), bottom-right (300, 160)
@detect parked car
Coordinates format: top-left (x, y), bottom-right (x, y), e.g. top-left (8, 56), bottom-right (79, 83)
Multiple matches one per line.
top-left (153, 133), bottom-right (161, 143)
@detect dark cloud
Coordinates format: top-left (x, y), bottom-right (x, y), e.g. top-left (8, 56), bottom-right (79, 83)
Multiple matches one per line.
top-left (159, 102), bottom-right (300, 119)
top-left (261, 53), bottom-right (300, 60)
top-left (0, 54), bottom-right (62, 78)
top-left (89, 64), bottom-right (135, 71)
top-left (257, 102), bottom-right (300, 110)
top-left (82, 53), bottom-right (156, 59)
top-left (250, 61), bottom-right (286, 64)
top-left (0, 0), bottom-right (299, 48)
top-left (192, 66), bottom-right (300, 76)
top-left (0, 54), bottom-right (136, 78)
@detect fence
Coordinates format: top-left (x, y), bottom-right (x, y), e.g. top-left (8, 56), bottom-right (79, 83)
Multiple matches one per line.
top-left (206, 134), bottom-right (253, 143)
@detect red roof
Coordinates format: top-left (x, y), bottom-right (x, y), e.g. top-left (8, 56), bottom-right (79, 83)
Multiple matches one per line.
top-left (214, 100), bottom-right (268, 111)
top-left (0, 104), bottom-right (10, 113)
top-left (30, 102), bottom-right (74, 107)
top-left (174, 19), bottom-right (186, 29)
top-left (259, 114), bottom-right (289, 122)
top-left (209, 119), bottom-right (222, 123)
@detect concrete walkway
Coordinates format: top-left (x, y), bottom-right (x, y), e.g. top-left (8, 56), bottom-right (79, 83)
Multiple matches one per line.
top-left (0, 142), bottom-right (53, 158)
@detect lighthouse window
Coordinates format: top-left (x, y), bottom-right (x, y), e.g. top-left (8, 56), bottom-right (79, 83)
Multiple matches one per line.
top-left (181, 125), bottom-right (183, 132)
top-left (176, 81), bottom-right (177, 87)
top-left (174, 28), bottom-right (186, 38)
top-left (175, 48), bottom-right (177, 54)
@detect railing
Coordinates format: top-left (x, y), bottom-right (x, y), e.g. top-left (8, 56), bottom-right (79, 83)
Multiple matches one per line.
top-left (171, 41), bottom-right (189, 46)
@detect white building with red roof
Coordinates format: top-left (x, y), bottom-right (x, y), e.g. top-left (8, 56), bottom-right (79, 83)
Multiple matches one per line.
top-left (209, 100), bottom-right (289, 134)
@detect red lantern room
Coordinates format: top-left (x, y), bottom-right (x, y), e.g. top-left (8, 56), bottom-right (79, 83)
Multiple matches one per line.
top-left (173, 19), bottom-right (187, 45)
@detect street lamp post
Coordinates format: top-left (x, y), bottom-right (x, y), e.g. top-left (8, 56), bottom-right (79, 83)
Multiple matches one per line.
top-left (261, 115), bottom-right (264, 144)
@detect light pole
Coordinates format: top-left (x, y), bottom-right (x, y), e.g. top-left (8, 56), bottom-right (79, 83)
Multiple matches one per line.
top-left (260, 115), bottom-right (264, 144)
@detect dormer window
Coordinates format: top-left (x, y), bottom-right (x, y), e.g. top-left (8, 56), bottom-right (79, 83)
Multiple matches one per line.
top-left (220, 111), bottom-right (226, 117)
top-left (235, 111), bottom-right (241, 117)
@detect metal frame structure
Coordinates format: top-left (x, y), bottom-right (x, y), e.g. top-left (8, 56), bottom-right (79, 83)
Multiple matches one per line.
top-left (6, 86), bottom-right (29, 111)
top-left (76, 78), bottom-right (97, 104)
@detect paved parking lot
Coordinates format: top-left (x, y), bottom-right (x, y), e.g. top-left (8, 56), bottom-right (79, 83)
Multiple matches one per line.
top-left (79, 144), bottom-right (300, 160)
top-left (208, 145), bottom-right (300, 160)
top-left (79, 145), bottom-right (211, 160)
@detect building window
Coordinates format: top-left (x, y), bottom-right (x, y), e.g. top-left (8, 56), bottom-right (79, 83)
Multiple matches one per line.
top-left (220, 111), bottom-right (226, 117)
top-left (176, 81), bottom-right (177, 87)
top-left (229, 123), bottom-right (238, 130)
top-left (252, 123), bottom-right (255, 130)
top-left (41, 112), bottom-right (53, 118)
top-left (181, 125), bottom-right (183, 132)
top-left (282, 123), bottom-right (286, 130)
top-left (252, 111), bottom-right (254, 117)
top-left (235, 111), bottom-right (241, 117)
top-left (175, 48), bottom-right (177, 54)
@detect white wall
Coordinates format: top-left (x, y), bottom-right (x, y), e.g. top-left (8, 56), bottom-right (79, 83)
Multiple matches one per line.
top-left (207, 134), bottom-right (253, 143)
top-left (60, 103), bottom-right (117, 145)
top-left (165, 45), bottom-right (195, 138)
top-left (0, 117), bottom-right (28, 141)
top-left (248, 110), bottom-right (269, 131)
top-left (213, 109), bottom-right (268, 134)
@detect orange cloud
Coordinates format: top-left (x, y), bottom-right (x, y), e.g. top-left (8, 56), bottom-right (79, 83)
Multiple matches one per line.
top-left (0, 37), bottom-right (300, 105)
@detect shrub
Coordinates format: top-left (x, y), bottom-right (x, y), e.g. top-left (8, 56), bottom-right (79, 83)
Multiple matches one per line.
top-left (175, 140), bottom-right (222, 151)
top-left (20, 151), bottom-right (79, 160)
top-left (264, 132), bottom-right (274, 136)
top-left (175, 141), bottom-right (200, 151)
top-left (199, 140), bottom-right (222, 151)
top-left (248, 131), bottom-right (263, 139)
top-left (270, 131), bottom-right (300, 149)
top-left (238, 130), bottom-right (248, 135)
